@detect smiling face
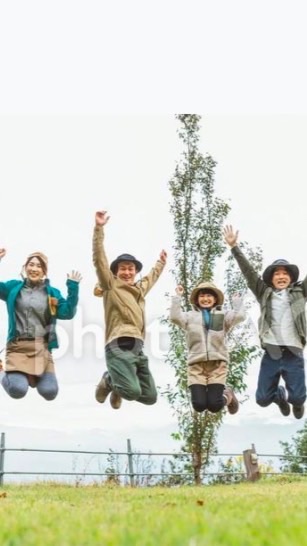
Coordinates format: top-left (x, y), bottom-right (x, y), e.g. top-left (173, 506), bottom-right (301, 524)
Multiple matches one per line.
top-left (197, 290), bottom-right (217, 309)
top-left (271, 266), bottom-right (292, 289)
top-left (25, 257), bottom-right (45, 284)
top-left (116, 261), bottom-right (137, 285)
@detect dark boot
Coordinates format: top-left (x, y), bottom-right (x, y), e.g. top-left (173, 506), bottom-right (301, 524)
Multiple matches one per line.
top-left (292, 404), bottom-right (305, 419)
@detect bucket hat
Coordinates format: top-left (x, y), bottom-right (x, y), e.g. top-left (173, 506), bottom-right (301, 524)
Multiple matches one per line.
top-left (110, 253), bottom-right (143, 275)
top-left (190, 281), bottom-right (224, 306)
top-left (263, 259), bottom-right (299, 285)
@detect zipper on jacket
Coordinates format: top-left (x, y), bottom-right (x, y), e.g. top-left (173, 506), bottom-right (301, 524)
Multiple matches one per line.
top-left (202, 311), bottom-right (210, 361)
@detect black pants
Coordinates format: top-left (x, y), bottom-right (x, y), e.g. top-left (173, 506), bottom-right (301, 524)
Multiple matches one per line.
top-left (190, 384), bottom-right (226, 413)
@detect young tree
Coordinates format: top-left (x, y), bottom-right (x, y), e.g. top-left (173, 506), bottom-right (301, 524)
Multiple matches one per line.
top-left (163, 114), bottom-right (262, 484)
top-left (280, 422), bottom-right (307, 474)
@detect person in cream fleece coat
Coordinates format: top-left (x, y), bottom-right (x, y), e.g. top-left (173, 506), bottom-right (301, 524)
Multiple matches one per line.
top-left (170, 281), bottom-right (245, 414)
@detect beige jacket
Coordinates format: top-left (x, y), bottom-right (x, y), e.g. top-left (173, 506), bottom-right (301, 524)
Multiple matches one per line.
top-left (93, 226), bottom-right (165, 344)
top-left (170, 294), bottom-right (245, 365)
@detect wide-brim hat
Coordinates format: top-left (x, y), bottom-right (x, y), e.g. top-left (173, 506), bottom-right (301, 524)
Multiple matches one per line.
top-left (263, 259), bottom-right (299, 285)
top-left (110, 253), bottom-right (143, 275)
top-left (190, 282), bottom-right (224, 306)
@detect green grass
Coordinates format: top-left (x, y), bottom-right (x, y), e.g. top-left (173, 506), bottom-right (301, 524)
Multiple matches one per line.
top-left (0, 478), bottom-right (307, 545)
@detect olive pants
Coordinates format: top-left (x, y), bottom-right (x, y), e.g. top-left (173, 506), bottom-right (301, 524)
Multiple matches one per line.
top-left (105, 346), bottom-right (157, 405)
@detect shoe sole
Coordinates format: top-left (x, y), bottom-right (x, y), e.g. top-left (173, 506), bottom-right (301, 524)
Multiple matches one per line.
top-left (110, 392), bottom-right (122, 409)
top-left (228, 394), bottom-right (239, 415)
top-left (278, 386), bottom-right (290, 416)
top-left (228, 404), bottom-right (239, 415)
top-left (293, 406), bottom-right (305, 419)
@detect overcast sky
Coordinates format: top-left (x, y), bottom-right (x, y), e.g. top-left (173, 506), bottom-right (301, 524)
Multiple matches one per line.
top-left (0, 1), bottom-right (307, 466)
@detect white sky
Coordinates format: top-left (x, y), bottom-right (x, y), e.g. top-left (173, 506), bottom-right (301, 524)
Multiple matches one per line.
top-left (0, 0), bottom-right (307, 461)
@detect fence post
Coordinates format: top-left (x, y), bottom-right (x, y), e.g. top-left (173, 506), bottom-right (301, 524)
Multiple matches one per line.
top-left (127, 438), bottom-right (135, 486)
top-left (243, 443), bottom-right (260, 482)
top-left (0, 432), bottom-right (5, 487)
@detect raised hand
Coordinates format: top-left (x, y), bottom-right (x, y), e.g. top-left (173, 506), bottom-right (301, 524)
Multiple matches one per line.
top-left (95, 210), bottom-right (110, 227)
top-left (231, 291), bottom-right (242, 303)
top-left (67, 270), bottom-right (82, 283)
top-left (159, 249), bottom-right (167, 264)
top-left (223, 225), bottom-right (239, 248)
top-left (175, 285), bottom-right (184, 296)
top-left (0, 248), bottom-right (6, 260)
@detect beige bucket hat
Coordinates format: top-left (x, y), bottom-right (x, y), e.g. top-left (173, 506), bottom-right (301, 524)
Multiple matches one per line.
top-left (190, 281), bottom-right (224, 306)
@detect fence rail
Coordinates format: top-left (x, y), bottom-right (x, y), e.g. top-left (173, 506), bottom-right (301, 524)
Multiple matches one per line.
top-left (0, 432), bottom-right (306, 486)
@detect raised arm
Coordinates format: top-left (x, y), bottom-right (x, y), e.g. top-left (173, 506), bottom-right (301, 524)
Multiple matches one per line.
top-left (92, 210), bottom-right (114, 291)
top-left (223, 225), bottom-right (266, 300)
top-left (169, 285), bottom-right (188, 330)
top-left (224, 293), bottom-right (246, 332)
top-left (139, 249), bottom-right (167, 296)
top-left (53, 272), bottom-right (81, 320)
top-left (0, 248), bottom-right (9, 300)
top-left (299, 274), bottom-right (307, 298)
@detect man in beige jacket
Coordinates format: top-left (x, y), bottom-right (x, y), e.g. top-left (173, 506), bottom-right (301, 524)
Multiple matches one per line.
top-left (93, 210), bottom-right (167, 409)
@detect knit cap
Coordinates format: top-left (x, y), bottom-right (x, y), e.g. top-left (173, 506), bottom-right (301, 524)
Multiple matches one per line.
top-left (25, 251), bottom-right (48, 275)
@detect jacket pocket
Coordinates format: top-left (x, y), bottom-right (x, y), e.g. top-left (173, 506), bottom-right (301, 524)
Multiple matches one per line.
top-left (210, 314), bottom-right (224, 332)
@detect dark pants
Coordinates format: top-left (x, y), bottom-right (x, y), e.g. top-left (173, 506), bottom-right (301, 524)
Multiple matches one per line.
top-left (256, 347), bottom-right (306, 407)
top-left (105, 340), bottom-right (157, 405)
top-left (189, 384), bottom-right (226, 413)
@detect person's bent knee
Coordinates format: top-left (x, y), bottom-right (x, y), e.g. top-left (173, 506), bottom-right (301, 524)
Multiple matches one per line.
top-left (6, 385), bottom-right (27, 399)
top-left (256, 397), bottom-right (271, 407)
top-left (37, 373), bottom-right (59, 401)
top-left (141, 393), bottom-right (157, 405)
top-left (38, 386), bottom-right (59, 401)
top-left (192, 401), bottom-right (206, 413)
top-left (2, 374), bottom-right (28, 399)
top-left (207, 401), bottom-right (224, 413)
top-left (118, 385), bottom-right (142, 401)
top-left (289, 396), bottom-right (306, 407)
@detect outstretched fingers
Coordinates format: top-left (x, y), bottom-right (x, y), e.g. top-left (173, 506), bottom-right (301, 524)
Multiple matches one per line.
top-left (67, 270), bottom-right (82, 282)
top-left (223, 225), bottom-right (239, 247)
top-left (159, 249), bottom-right (167, 263)
top-left (0, 248), bottom-right (7, 260)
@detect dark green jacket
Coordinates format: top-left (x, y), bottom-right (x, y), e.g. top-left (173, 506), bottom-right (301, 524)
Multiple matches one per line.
top-left (231, 245), bottom-right (307, 347)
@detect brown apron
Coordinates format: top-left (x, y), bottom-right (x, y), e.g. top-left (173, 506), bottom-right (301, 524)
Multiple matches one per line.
top-left (5, 338), bottom-right (55, 377)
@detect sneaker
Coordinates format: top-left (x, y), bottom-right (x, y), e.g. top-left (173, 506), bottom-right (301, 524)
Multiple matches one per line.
top-left (276, 385), bottom-right (290, 416)
top-left (110, 390), bottom-right (122, 410)
top-left (292, 404), bottom-right (305, 419)
top-left (224, 386), bottom-right (239, 415)
top-left (95, 372), bottom-right (112, 403)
